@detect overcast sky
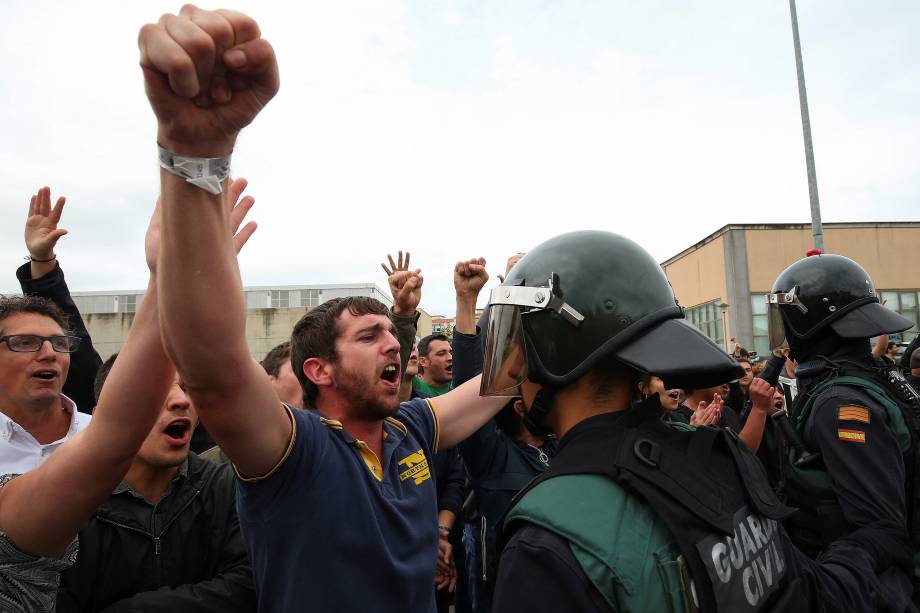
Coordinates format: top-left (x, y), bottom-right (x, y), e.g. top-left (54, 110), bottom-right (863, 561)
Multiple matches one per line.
top-left (1, 1), bottom-right (917, 316)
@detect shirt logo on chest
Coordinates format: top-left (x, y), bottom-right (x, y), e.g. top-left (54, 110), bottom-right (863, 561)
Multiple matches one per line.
top-left (398, 449), bottom-right (431, 485)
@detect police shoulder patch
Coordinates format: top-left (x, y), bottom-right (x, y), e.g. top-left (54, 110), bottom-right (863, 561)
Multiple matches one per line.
top-left (838, 428), bottom-right (866, 444)
top-left (838, 405), bottom-right (870, 424)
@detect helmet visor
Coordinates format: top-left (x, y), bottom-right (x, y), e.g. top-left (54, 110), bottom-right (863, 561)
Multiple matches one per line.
top-left (767, 303), bottom-right (787, 351)
top-left (481, 304), bottom-right (529, 396)
top-left (765, 289), bottom-right (806, 351)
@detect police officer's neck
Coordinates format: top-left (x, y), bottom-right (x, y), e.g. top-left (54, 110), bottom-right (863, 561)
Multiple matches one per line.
top-left (550, 375), bottom-right (634, 440)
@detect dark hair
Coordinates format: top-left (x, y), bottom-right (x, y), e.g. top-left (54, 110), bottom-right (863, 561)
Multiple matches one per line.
top-left (93, 352), bottom-right (119, 405)
top-left (418, 334), bottom-right (449, 358)
top-left (0, 295), bottom-right (69, 334)
top-left (910, 348), bottom-right (920, 370)
top-left (261, 341), bottom-right (292, 377)
top-left (290, 296), bottom-right (390, 408)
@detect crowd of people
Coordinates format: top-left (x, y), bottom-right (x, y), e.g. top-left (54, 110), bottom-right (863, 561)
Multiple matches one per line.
top-left (2, 6), bottom-right (920, 612)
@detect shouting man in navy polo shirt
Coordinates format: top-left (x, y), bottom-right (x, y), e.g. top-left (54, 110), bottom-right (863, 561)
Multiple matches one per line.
top-left (142, 6), bottom-right (509, 612)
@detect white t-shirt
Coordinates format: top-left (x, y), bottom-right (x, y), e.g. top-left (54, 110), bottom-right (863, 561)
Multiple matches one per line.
top-left (0, 396), bottom-right (91, 475)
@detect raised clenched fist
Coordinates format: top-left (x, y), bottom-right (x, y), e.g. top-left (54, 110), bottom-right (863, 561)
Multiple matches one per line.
top-left (138, 5), bottom-right (279, 157)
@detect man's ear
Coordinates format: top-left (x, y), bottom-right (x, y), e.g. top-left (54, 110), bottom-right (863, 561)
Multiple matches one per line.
top-left (303, 358), bottom-right (333, 388)
top-left (418, 356), bottom-right (430, 370)
top-left (513, 399), bottom-right (526, 417)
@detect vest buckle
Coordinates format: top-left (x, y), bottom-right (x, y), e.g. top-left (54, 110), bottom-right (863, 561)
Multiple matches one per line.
top-left (633, 438), bottom-right (661, 468)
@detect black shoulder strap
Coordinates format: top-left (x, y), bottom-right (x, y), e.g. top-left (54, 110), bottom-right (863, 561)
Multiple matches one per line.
top-left (502, 396), bottom-right (797, 613)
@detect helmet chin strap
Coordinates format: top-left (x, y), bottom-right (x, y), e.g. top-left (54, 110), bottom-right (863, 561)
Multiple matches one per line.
top-left (522, 385), bottom-right (557, 438)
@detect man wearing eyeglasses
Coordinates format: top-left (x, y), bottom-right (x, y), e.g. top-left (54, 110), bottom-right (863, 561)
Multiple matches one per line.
top-left (0, 295), bottom-right (90, 475)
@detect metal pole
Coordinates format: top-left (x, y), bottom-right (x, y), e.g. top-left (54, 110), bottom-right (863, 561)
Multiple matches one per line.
top-left (789, 0), bottom-right (825, 252)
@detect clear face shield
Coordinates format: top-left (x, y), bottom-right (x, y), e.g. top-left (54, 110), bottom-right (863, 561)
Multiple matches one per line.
top-left (765, 286), bottom-right (807, 351)
top-left (480, 278), bottom-right (585, 396)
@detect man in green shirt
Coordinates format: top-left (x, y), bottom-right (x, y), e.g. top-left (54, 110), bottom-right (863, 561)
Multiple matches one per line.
top-left (414, 334), bottom-right (452, 397)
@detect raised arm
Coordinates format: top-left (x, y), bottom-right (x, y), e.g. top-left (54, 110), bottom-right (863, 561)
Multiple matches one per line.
top-left (0, 206), bottom-right (175, 558)
top-left (452, 257), bottom-right (488, 387)
top-left (18, 187), bottom-right (102, 413)
top-left (432, 375), bottom-right (508, 449)
top-left (381, 250), bottom-right (423, 373)
top-left (140, 6), bottom-right (289, 478)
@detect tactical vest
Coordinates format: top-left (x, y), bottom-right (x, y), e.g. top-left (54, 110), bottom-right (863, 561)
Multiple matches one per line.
top-left (785, 365), bottom-right (920, 581)
top-left (470, 442), bottom-right (552, 590)
top-left (502, 401), bottom-right (804, 612)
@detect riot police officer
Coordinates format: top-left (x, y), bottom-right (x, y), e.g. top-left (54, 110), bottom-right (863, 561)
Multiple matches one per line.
top-left (766, 251), bottom-right (919, 610)
top-left (487, 232), bottom-right (911, 612)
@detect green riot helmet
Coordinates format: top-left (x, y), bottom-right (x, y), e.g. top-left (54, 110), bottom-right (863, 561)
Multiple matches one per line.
top-left (766, 252), bottom-right (912, 350)
top-left (481, 231), bottom-right (744, 406)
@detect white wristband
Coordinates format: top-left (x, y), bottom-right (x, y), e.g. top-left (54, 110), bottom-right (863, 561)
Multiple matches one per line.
top-left (158, 145), bottom-right (231, 195)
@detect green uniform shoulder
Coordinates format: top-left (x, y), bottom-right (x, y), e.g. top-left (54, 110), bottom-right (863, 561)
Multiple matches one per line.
top-left (507, 473), bottom-right (690, 612)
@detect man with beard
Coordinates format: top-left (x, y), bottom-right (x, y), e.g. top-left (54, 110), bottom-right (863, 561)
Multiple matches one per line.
top-left (143, 7), bottom-right (508, 611)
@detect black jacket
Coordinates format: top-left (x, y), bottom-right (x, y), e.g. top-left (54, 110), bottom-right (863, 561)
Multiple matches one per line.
top-left (56, 453), bottom-right (256, 612)
top-left (17, 262), bottom-right (101, 414)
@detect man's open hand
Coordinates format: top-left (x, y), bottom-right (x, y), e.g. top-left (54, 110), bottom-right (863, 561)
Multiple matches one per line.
top-left (146, 177), bottom-right (256, 274)
top-left (138, 5), bottom-right (279, 156)
top-left (690, 393), bottom-right (722, 427)
top-left (381, 251), bottom-right (423, 316)
top-left (25, 187), bottom-right (68, 261)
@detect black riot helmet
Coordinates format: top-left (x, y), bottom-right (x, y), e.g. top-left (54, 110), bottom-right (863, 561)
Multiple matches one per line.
top-left (766, 252), bottom-right (912, 350)
top-left (481, 231), bottom-right (743, 407)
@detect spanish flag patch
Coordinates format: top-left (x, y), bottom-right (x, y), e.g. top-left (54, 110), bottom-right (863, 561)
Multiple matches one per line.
top-left (838, 429), bottom-right (866, 444)
top-left (838, 405), bottom-right (870, 424)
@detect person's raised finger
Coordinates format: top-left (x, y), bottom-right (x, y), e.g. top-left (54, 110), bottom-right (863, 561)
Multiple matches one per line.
top-left (38, 187), bottom-right (51, 217)
top-left (50, 197), bottom-right (66, 225)
top-left (403, 251), bottom-right (410, 270)
top-left (28, 194), bottom-right (37, 218)
top-left (161, 13), bottom-right (216, 95)
top-left (227, 176), bottom-right (248, 208)
top-left (387, 254), bottom-right (397, 272)
top-left (47, 229), bottom-right (68, 245)
top-left (232, 221), bottom-right (257, 253)
top-left (229, 196), bottom-right (255, 234)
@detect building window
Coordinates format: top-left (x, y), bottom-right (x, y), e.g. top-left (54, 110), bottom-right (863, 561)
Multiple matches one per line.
top-left (685, 300), bottom-right (725, 350)
top-left (270, 290), bottom-right (289, 308)
top-left (751, 294), bottom-right (770, 356)
top-left (880, 290), bottom-right (919, 342)
top-left (301, 289), bottom-right (321, 308)
top-left (116, 294), bottom-right (137, 313)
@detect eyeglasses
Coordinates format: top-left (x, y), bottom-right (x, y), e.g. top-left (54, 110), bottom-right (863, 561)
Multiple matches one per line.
top-left (0, 334), bottom-right (81, 353)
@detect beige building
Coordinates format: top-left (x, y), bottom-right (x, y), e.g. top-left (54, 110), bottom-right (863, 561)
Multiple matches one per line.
top-left (76, 283), bottom-right (433, 361)
top-left (661, 222), bottom-right (920, 356)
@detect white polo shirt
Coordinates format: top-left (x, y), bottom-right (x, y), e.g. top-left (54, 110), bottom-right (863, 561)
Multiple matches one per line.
top-left (0, 396), bottom-right (91, 475)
